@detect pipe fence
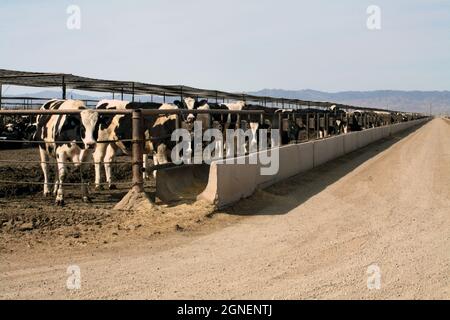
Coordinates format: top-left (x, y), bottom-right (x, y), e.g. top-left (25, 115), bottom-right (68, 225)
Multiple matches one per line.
top-left (0, 107), bottom-right (427, 197)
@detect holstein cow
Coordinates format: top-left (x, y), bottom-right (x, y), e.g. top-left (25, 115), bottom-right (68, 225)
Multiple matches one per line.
top-left (208, 101), bottom-right (261, 157)
top-left (34, 99), bottom-right (100, 205)
top-left (173, 97), bottom-right (210, 128)
top-left (328, 105), bottom-right (348, 134)
top-left (92, 100), bottom-right (181, 189)
top-left (347, 110), bottom-right (365, 131)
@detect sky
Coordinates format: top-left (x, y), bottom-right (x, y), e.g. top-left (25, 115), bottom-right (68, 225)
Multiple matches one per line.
top-left (0, 0), bottom-right (449, 95)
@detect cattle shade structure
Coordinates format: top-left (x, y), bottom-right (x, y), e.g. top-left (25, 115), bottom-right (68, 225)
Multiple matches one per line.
top-left (0, 68), bottom-right (400, 113)
top-left (0, 68), bottom-right (427, 208)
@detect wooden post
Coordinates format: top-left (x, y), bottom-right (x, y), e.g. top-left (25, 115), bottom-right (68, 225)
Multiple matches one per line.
top-left (132, 109), bottom-right (144, 193)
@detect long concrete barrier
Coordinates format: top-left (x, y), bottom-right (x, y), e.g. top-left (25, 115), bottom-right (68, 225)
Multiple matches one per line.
top-left (198, 118), bottom-right (429, 208)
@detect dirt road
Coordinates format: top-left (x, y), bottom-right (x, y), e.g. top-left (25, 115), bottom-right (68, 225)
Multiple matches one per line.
top-left (1, 118), bottom-right (449, 299)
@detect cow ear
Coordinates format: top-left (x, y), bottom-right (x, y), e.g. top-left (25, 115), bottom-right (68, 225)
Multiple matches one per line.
top-left (100, 114), bottom-right (114, 129)
top-left (97, 103), bottom-right (108, 110)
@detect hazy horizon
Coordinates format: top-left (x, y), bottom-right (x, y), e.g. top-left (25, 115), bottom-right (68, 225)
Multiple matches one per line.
top-left (1, 0), bottom-right (449, 95)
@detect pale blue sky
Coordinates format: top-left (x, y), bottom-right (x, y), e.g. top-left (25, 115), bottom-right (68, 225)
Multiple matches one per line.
top-left (1, 0), bottom-right (449, 94)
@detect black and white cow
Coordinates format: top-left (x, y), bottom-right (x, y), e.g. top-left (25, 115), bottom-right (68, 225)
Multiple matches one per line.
top-left (173, 97), bottom-right (210, 128)
top-left (92, 100), bottom-right (182, 189)
top-left (328, 105), bottom-right (348, 135)
top-left (207, 101), bottom-right (262, 157)
top-left (347, 110), bottom-right (365, 131)
top-left (34, 99), bottom-right (100, 205)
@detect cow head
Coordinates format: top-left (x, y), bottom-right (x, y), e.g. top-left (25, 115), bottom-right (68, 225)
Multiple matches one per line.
top-left (174, 98), bottom-right (210, 125)
top-left (5, 123), bottom-right (15, 132)
top-left (79, 109), bottom-right (100, 149)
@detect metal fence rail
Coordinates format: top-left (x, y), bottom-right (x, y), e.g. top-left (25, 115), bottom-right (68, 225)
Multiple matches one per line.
top-left (0, 107), bottom-right (427, 198)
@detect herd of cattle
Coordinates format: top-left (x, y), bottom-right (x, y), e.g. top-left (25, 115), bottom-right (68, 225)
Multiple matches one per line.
top-left (0, 98), bottom-right (424, 205)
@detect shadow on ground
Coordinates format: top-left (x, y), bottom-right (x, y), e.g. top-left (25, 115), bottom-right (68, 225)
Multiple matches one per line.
top-left (222, 122), bottom-right (428, 216)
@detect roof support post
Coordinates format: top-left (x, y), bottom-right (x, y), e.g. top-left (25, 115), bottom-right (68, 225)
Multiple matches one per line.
top-left (61, 76), bottom-right (66, 99)
top-left (121, 88), bottom-right (124, 101)
top-left (132, 109), bottom-right (144, 193)
top-left (131, 82), bottom-right (135, 102)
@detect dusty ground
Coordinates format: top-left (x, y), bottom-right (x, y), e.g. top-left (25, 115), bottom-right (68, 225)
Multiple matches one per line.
top-left (0, 118), bottom-right (449, 299)
top-left (0, 149), bottom-right (219, 251)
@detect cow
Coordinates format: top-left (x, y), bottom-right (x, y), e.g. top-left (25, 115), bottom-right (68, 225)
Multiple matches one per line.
top-left (207, 101), bottom-right (262, 157)
top-left (374, 111), bottom-right (391, 126)
top-left (0, 116), bottom-right (36, 149)
top-left (92, 100), bottom-right (181, 190)
top-left (328, 105), bottom-right (348, 135)
top-left (34, 99), bottom-right (100, 206)
top-left (173, 97), bottom-right (210, 129)
top-left (347, 110), bottom-right (365, 131)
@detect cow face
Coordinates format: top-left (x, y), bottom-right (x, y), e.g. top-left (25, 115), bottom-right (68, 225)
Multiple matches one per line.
top-left (79, 110), bottom-right (100, 149)
top-left (115, 114), bottom-right (132, 153)
top-left (176, 98), bottom-right (210, 125)
top-left (5, 123), bottom-right (14, 132)
top-left (184, 97), bottom-right (197, 123)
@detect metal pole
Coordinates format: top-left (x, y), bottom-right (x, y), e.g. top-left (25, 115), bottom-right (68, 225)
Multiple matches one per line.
top-left (316, 114), bottom-right (320, 139)
top-left (132, 109), bottom-right (144, 193)
top-left (0, 83), bottom-right (3, 111)
top-left (121, 88), bottom-right (124, 101)
top-left (306, 113), bottom-right (310, 141)
top-left (278, 112), bottom-right (282, 139)
top-left (62, 76), bottom-right (66, 99)
top-left (131, 82), bottom-right (135, 102)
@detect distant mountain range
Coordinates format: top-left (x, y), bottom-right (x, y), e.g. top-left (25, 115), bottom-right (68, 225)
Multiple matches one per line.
top-left (249, 89), bottom-right (450, 115)
top-left (4, 89), bottom-right (450, 115)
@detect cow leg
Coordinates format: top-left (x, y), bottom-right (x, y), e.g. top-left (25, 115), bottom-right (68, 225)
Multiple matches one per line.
top-left (214, 139), bottom-right (223, 159)
top-left (53, 175), bottom-right (59, 196)
top-left (153, 144), bottom-right (168, 178)
top-left (93, 143), bottom-right (107, 191)
top-left (80, 163), bottom-right (91, 203)
top-left (152, 156), bottom-right (158, 179)
top-left (79, 149), bottom-right (93, 203)
top-left (39, 146), bottom-right (51, 197)
top-left (104, 144), bottom-right (116, 190)
top-left (55, 152), bottom-right (67, 206)
top-left (249, 122), bottom-right (259, 153)
top-left (143, 153), bottom-right (149, 180)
